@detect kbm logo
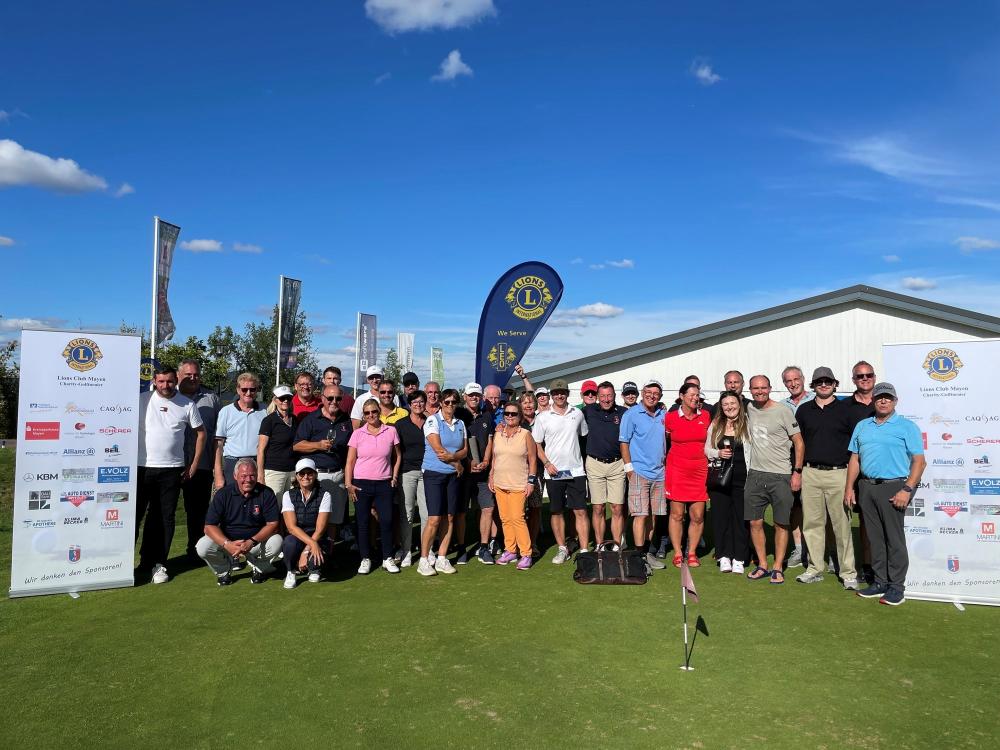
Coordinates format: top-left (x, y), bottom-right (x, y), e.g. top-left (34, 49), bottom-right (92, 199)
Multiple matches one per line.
top-left (98, 466), bottom-right (130, 484)
top-left (22, 471), bottom-right (59, 482)
top-left (969, 478), bottom-right (1000, 495)
top-left (923, 347), bottom-right (963, 382)
top-left (505, 275), bottom-right (553, 321)
top-left (63, 337), bottom-right (103, 372)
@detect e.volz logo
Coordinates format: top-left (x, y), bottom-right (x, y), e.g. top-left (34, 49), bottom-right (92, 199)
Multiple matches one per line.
top-left (969, 478), bottom-right (1000, 495)
top-left (98, 467), bottom-right (130, 484)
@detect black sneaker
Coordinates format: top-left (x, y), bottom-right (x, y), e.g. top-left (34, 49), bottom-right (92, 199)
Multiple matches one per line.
top-left (862, 565), bottom-right (875, 585)
top-left (250, 569), bottom-right (268, 584)
top-left (879, 587), bottom-right (905, 606)
top-left (216, 571), bottom-right (233, 587)
top-left (857, 582), bottom-right (888, 599)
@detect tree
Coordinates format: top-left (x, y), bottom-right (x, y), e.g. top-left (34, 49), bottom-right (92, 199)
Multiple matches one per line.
top-left (231, 306), bottom-right (318, 395)
top-left (0, 339), bottom-right (18, 439)
top-left (382, 347), bottom-right (403, 395)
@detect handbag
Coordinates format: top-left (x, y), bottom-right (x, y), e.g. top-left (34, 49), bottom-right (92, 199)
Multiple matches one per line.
top-left (707, 457), bottom-right (733, 490)
top-left (573, 542), bottom-right (649, 585)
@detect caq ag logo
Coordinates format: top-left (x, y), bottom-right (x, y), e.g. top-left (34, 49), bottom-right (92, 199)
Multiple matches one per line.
top-left (923, 348), bottom-right (963, 382)
top-left (63, 338), bottom-right (103, 372)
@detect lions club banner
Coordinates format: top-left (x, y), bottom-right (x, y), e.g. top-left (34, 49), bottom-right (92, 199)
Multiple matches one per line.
top-left (475, 262), bottom-right (564, 389)
top-left (10, 330), bottom-right (141, 598)
top-left (884, 339), bottom-right (1000, 607)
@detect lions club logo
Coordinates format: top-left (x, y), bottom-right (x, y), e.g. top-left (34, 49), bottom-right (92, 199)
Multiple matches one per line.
top-left (505, 275), bottom-right (553, 321)
top-left (139, 360), bottom-right (156, 383)
top-left (488, 343), bottom-right (516, 372)
top-left (63, 338), bottom-right (103, 372)
top-left (923, 348), bottom-right (963, 382)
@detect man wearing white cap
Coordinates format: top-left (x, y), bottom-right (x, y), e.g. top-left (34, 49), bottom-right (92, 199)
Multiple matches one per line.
top-left (352, 365), bottom-right (398, 428)
top-left (456, 382), bottom-right (498, 564)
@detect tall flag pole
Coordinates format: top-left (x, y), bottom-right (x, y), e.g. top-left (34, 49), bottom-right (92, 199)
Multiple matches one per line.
top-left (474, 262), bottom-right (563, 389)
top-left (354, 313), bottom-right (377, 396)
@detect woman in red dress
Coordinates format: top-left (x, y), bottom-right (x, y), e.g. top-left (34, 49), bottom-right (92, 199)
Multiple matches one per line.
top-left (664, 383), bottom-right (711, 567)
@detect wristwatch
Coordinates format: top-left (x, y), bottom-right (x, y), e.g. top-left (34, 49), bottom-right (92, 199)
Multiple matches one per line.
top-left (901, 484), bottom-right (914, 494)
top-left (792, 467), bottom-right (803, 474)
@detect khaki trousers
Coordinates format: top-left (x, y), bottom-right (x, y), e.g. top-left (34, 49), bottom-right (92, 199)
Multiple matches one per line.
top-left (801, 467), bottom-right (857, 579)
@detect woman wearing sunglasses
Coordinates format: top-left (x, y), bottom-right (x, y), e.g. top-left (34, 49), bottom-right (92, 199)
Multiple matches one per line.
top-left (257, 385), bottom-right (299, 498)
top-left (418, 389), bottom-right (468, 576)
top-left (489, 400), bottom-right (538, 569)
top-left (281, 458), bottom-right (332, 588)
top-left (345, 398), bottom-right (402, 574)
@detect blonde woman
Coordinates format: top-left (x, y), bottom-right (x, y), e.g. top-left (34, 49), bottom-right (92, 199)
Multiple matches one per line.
top-left (704, 391), bottom-right (751, 574)
top-left (489, 401), bottom-right (538, 570)
top-left (257, 385), bottom-right (298, 497)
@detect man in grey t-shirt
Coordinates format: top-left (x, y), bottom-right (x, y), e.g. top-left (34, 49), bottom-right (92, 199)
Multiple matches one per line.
top-left (744, 375), bottom-right (804, 583)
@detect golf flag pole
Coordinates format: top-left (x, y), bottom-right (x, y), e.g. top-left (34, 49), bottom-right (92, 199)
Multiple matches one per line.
top-left (150, 216), bottom-right (159, 361)
top-left (680, 561), bottom-right (699, 671)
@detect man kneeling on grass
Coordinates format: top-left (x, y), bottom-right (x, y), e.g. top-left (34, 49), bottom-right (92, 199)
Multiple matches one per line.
top-left (196, 458), bottom-right (282, 586)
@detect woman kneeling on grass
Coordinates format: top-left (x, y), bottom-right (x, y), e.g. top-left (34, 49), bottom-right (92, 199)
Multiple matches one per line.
top-left (281, 458), bottom-right (332, 588)
top-left (345, 398), bottom-right (402, 575)
top-left (489, 401), bottom-right (538, 570)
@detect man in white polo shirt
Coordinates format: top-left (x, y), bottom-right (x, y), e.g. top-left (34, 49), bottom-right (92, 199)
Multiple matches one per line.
top-left (532, 378), bottom-right (590, 564)
top-left (213, 372), bottom-right (267, 490)
top-left (137, 366), bottom-right (206, 584)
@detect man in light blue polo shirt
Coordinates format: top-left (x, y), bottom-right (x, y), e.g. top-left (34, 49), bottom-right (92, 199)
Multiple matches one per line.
top-left (619, 379), bottom-right (667, 570)
top-left (845, 382), bottom-right (925, 607)
top-left (214, 372), bottom-right (268, 489)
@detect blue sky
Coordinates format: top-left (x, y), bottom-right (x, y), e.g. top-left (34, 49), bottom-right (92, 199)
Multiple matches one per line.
top-left (3, 1), bottom-right (1000, 387)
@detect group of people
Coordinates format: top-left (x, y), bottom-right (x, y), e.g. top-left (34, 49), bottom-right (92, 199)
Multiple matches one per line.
top-left (134, 357), bottom-right (924, 606)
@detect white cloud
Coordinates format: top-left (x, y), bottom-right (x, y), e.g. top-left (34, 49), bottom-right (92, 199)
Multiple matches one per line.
top-left (547, 317), bottom-right (590, 328)
top-left (0, 108), bottom-right (28, 123)
top-left (180, 238), bottom-right (223, 253)
top-left (902, 276), bottom-right (937, 291)
top-left (0, 111), bottom-right (8, 123)
top-left (690, 58), bottom-right (722, 86)
top-left (0, 235), bottom-right (14, 247)
top-left (0, 138), bottom-right (108, 193)
top-left (570, 257), bottom-right (583, 264)
top-left (303, 253), bottom-right (332, 265)
top-left (953, 236), bottom-right (1000, 253)
top-left (589, 263), bottom-right (605, 270)
top-left (937, 196), bottom-right (1000, 212)
top-left (0, 316), bottom-right (65, 332)
top-left (561, 302), bottom-right (624, 318)
top-left (837, 137), bottom-right (957, 183)
top-left (233, 242), bottom-right (264, 254)
top-left (114, 182), bottom-right (134, 198)
top-left (431, 50), bottom-right (473, 82)
top-left (607, 258), bottom-right (635, 269)
top-left (882, 254), bottom-right (901, 263)
top-left (374, 72), bottom-right (392, 85)
top-left (366, 0), bottom-right (496, 33)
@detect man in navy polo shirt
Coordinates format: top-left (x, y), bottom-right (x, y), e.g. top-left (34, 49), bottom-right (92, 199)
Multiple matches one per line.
top-left (456, 383), bottom-right (497, 564)
top-left (197, 458), bottom-right (282, 585)
top-left (845, 382), bottom-right (925, 606)
top-left (583, 381), bottom-right (627, 546)
top-left (293, 384), bottom-right (353, 544)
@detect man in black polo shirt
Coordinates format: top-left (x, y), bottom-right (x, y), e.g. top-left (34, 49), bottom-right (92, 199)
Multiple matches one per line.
top-left (582, 381), bottom-right (628, 546)
top-left (794, 367), bottom-right (859, 589)
top-left (196, 458), bottom-right (281, 585)
top-left (456, 382), bottom-right (497, 564)
top-left (394, 389), bottom-right (428, 568)
top-left (292, 385), bottom-right (352, 543)
top-left (842, 360), bottom-right (877, 583)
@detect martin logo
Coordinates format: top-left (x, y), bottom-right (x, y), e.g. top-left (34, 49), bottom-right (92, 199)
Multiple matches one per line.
top-left (983, 522), bottom-right (996, 535)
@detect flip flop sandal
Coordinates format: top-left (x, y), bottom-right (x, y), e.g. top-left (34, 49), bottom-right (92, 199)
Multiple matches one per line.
top-left (770, 570), bottom-right (785, 584)
top-left (747, 565), bottom-right (770, 580)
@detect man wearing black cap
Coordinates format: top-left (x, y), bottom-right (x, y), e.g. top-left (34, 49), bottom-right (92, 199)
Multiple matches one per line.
top-left (400, 371), bottom-right (420, 408)
top-left (794, 367), bottom-right (859, 589)
top-left (620, 381), bottom-right (639, 409)
top-left (845, 382), bottom-right (925, 606)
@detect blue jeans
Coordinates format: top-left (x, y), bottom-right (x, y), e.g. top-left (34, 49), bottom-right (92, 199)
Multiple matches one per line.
top-left (355, 478), bottom-right (394, 561)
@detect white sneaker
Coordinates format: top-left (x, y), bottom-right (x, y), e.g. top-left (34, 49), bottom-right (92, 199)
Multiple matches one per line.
top-left (283, 571), bottom-right (297, 589)
top-left (552, 546), bottom-right (570, 565)
top-left (428, 552), bottom-right (437, 566)
top-left (719, 556), bottom-right (732, 573)
top-left (307, 572), bottom-right (321, 583)
top-left (417, 558), bottom-right (437, 576)
top-left (435, 556), bottom-right (456, 574)
top-left (382, 557), bottom-right (400, 574)
top-left (151, 564), bottom-right (169, 584)
top-left (358, 558), bottom-right (372, 575)
top-left (399, 551), bottom-right (412, 568)
top-left (732, 560), bottom-right (745, 575)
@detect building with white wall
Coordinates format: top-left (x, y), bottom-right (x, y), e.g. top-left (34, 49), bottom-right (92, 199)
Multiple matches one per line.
top-left (517, 285), bottom-right (1000, 402)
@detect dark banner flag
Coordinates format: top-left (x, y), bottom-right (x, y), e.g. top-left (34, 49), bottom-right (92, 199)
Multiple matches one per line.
top-left (277, 276), bottom-right (302, 373)
top-left (354, 312), bottom-right (377, 395)
top-left (475, 262), bottom-right (564, 389)
top-left (153, 217), bottom-right (180, 352)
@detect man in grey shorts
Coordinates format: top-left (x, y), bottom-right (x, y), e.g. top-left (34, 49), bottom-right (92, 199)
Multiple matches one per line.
top-left (745, 375), bottom-right (804, 583)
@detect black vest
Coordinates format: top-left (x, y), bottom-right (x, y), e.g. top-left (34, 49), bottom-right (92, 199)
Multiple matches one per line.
top-left (288, 488), bottom-right (323, 533)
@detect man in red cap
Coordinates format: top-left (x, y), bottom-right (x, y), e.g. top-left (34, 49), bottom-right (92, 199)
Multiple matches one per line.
top-left (575, 380), bottom-right (599, 410)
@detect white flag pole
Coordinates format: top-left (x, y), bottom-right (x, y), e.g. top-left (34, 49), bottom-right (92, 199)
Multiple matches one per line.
top-left (150, 216), bottom-right (160, 361)
top-left (275, 275), bottom-right (284, 388)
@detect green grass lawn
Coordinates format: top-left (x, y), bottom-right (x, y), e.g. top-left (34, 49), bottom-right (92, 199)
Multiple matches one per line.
top-left (1, 447), bottom-right (998, 749)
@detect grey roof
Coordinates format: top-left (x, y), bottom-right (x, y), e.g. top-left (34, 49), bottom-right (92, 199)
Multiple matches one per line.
top-left (518, 285), bottom-right (1000, 385)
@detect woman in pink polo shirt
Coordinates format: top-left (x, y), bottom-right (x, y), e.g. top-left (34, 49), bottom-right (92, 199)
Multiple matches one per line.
top-left (345, 398), bottom-right (401, 575)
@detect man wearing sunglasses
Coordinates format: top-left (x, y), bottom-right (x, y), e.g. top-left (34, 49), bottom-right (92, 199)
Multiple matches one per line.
top-left (843, 361), bottom-right (878, 583)
top-left (793, 367), bottom-right (859, 589)
top-left (322, 366), bottom-right (354, 417)
top-left (213, 372), bottom-right (267, 490)
top-left (293, 385), bottom-right (353, 544)
top-left (377, 379), bottom-right (409, 425)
